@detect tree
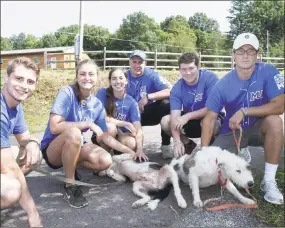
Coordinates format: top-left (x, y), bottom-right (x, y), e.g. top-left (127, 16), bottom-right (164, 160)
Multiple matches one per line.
top-left (1, 37), bottom-right (13, 50)
top-left (55, 25), bottom-right (79, 46)
top-left (40, 33), bottom-right (59, 48)
top-left (188, 12), bottom-right (220, 33)
top-left (24, 34), bottom-right (41, 49)
top-left (83, 25), bottom-right (111, 51)
top-left (227, 0), bottom-right (284, 52)
top-left (114, 12), bottom-right (162, 51)
top-left (159, 15), bottom-right (197, 53)
top-left (10, 32), bottom-right (27, 49)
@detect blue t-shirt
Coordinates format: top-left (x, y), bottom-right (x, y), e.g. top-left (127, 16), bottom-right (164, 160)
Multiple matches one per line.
top-left (126, 68), bottom-right (172, 104)
top-left (1, 92), bottom-right (28, 148)
top-left (206, 63), bottom-right (284, 134)
top-left (40, 85), bottom-right (108, 150)
top-left (96, 88), bottom-right (141, 123)
top-left (170, 69), bottom-right (218, 113)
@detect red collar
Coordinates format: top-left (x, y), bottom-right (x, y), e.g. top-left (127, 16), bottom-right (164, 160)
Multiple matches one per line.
top-left (216, 158), bottom-right (227, 186)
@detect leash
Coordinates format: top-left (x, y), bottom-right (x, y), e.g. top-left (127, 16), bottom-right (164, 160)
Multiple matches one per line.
top-left (32, 165), bottom-right (123, 188)
top-left (203, 127), bottom-right (258, 211)
top-left (232, 126), bottom-right (242, 155)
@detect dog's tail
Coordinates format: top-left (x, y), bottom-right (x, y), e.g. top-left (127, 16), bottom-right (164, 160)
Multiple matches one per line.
top-left (147, 183), bottom-right (173, 201)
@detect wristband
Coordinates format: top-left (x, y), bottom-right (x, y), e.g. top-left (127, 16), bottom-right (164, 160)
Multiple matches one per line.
top-left (240, 107), bottom-right (248, 117)
top-left (146, 93), bottom-right (149, 100)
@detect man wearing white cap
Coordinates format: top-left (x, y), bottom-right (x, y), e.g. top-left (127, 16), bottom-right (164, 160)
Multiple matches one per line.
top-left (126, 50), bottom-right (173, 158)
top-left (201, 33), bottom-right (284, 205)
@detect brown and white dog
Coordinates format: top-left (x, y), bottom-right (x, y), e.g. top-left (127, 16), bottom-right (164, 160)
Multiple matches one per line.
top-left (100, 153), bottom-right (187, 210)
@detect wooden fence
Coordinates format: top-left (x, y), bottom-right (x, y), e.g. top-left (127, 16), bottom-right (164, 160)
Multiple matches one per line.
top-left (83, 48), bottom-right (284, 71)
top-left (1, 47), bottom-right (284, 71)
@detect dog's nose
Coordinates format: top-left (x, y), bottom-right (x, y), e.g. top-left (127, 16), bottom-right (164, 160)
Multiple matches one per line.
top-left (247, 181), bottom-right (254, 188)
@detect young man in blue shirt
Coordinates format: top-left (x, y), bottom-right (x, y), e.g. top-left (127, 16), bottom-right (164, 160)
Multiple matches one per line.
top-left (126, 50), bottom-right (172, 158)
top-left (202, 33), bottom-right (284, 205)
top-left (1, 57), bottom-right (43, 227)
top-left (161, 52), bottom-right (223, 158)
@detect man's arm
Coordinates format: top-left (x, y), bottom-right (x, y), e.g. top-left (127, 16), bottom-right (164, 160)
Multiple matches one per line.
top-left (247, 94), bottom-right (284, 117)
top-left (148, 88), bottom-right (171, 101)
top-left (201, 110), bottom-right (219, 147)
top-left (181, 107), bottom-right (208, 121)
top-left (1, 148), bottom-right (42, 227)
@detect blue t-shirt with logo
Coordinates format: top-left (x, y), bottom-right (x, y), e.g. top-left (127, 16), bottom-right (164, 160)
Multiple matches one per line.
top-left (206, 62), bottom-right (284, 134)
top-left (1, 93), bottom-right (28, 148)
top-left (40, 85), bottom-right (108, 150)
top-left (126, 68), bottom-right (172, 104)
top-left (170, 69), bottom-right (218, 113)
top-left (96, 88), bottom-right (141, 123)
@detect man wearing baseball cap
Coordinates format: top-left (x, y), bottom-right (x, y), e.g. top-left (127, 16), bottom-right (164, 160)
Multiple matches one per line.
top-left (201, 32), bottom-right (284, 205)
top-left (126, 50), bottom-right (173, 159)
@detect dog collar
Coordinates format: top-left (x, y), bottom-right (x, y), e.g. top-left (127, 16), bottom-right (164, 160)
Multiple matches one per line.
top-left (216, 158), bottom-right (227, 187)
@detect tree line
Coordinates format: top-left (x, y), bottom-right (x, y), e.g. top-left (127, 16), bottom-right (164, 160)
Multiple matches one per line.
top-left (1, 0), bottom-right (284, 58)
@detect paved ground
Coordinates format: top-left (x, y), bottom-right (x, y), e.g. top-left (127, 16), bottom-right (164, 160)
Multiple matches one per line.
top-left (1, 125), bottom-right (284, 227)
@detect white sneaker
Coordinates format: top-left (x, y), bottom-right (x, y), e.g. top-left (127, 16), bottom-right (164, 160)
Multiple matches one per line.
top-left (260, 179), bottom-right (284, 205)
top-left (238, 147), bottom-right (251, 163)
top-left (161, 145), bottom-right (173, 159)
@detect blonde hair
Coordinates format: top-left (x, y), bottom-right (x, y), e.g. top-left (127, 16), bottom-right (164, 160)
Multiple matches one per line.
top-left (7, 57), bottom-right (40, 81)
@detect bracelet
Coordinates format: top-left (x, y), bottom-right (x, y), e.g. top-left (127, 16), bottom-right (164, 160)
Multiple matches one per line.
top-left (173, 140), bottom-right (183, 145)
top-left (146, 93), bottom-right (149, 100)
top-left (240, 107), bottom-right (248, 117)
top-left (28, 139), bottom-right (40, 147)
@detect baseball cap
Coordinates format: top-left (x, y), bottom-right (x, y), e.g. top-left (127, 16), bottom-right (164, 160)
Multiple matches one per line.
top-left (129, 50), bottom-right (147, 61)
top-left (233, 33), bottom-right (259, 50)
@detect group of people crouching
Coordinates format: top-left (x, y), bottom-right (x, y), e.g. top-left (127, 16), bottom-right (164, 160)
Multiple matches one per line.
top-left (1, 32), bottom-right (284, 227)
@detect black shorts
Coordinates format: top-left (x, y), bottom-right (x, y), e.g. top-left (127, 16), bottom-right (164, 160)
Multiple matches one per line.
top-left (41, 145), bottom-right (63, 169)
top-left (182, 111), bottom-right (225, 138)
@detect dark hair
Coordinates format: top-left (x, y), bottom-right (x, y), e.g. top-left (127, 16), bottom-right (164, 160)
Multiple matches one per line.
top-left (178, 52), bottom-right (200, 68)
top-left (106, 68), bottom-right (127, 117)
top-left (73, 59), bottom-right (99, 102)
top-left (7, 57), bottom-right (40, 80)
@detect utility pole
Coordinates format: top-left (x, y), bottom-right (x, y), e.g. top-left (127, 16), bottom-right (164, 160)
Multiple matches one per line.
top-left (266, 30), bottom-right (269, 58)
top-left (79, 0), bottom-right (84, 61)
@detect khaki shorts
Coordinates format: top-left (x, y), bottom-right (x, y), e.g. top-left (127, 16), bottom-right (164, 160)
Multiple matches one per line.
top-left (212, 118), bottom-right (265, 154)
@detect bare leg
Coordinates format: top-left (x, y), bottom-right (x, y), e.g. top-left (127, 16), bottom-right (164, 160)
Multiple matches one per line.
top-left (0, 174), bottom-right (21, 209)
top-left (45, 128), bottom-right (82, 186)
top-left (259, 116), bottom-right (283, 164)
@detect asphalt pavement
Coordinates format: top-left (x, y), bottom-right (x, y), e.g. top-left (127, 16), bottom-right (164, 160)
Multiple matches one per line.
top-left (1, 124), bottom-right (284, 227)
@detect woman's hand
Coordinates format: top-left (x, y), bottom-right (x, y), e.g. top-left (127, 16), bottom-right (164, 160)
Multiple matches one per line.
top-left (134, 150), bottom-right (149, 162)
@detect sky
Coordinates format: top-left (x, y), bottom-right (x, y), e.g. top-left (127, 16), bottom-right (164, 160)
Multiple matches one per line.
top-left (1, 1), bottom-right (232, 38)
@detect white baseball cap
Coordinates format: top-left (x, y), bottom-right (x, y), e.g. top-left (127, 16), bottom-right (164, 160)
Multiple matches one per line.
top-left (233, 33), bottom-right (259, 50)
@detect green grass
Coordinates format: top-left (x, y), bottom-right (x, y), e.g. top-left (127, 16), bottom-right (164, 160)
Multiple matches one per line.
top-left (251, 170), bottom-right (284, 227)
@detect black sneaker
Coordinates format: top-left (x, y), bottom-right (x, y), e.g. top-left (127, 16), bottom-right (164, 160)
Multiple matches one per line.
top-left (63, 185), bottom-right (88, 208)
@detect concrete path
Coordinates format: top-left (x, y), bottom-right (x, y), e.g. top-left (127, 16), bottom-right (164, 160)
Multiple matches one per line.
top-left (1, 125), bottom-right (284, 227)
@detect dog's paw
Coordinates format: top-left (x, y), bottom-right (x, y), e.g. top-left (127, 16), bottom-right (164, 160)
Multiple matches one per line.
top-left (242, 198), bottom-right (256, 205)
top-left (193, 199), bottom-right (203, 208)
top-left (147, 200), bottom-right (160, 211)
top-left (132, 198), bottom-right (149, 208)
top-left (98, 170), bottom-right (107, 176)
top-left (177, 197), bottom-right (187, 208)
top-left (106, 169), bottom-right (114, 177)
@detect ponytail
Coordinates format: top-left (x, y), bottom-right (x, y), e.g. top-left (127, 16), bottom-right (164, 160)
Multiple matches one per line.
top-left (106, 86), bottom-right (116, 117)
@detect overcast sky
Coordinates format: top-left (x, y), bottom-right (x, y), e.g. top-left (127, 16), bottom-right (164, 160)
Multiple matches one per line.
top-left (1, 1), bottom-right (232, 38)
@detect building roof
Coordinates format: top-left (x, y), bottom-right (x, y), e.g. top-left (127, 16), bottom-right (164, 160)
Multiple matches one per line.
top-left (0, 46), bottom-right (75, 55)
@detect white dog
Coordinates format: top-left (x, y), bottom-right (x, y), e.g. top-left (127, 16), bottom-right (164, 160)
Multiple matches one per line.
top-left (100, 153), bottom-right (187, 211)
top-left (170, 146), bottom-right (256, 207)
